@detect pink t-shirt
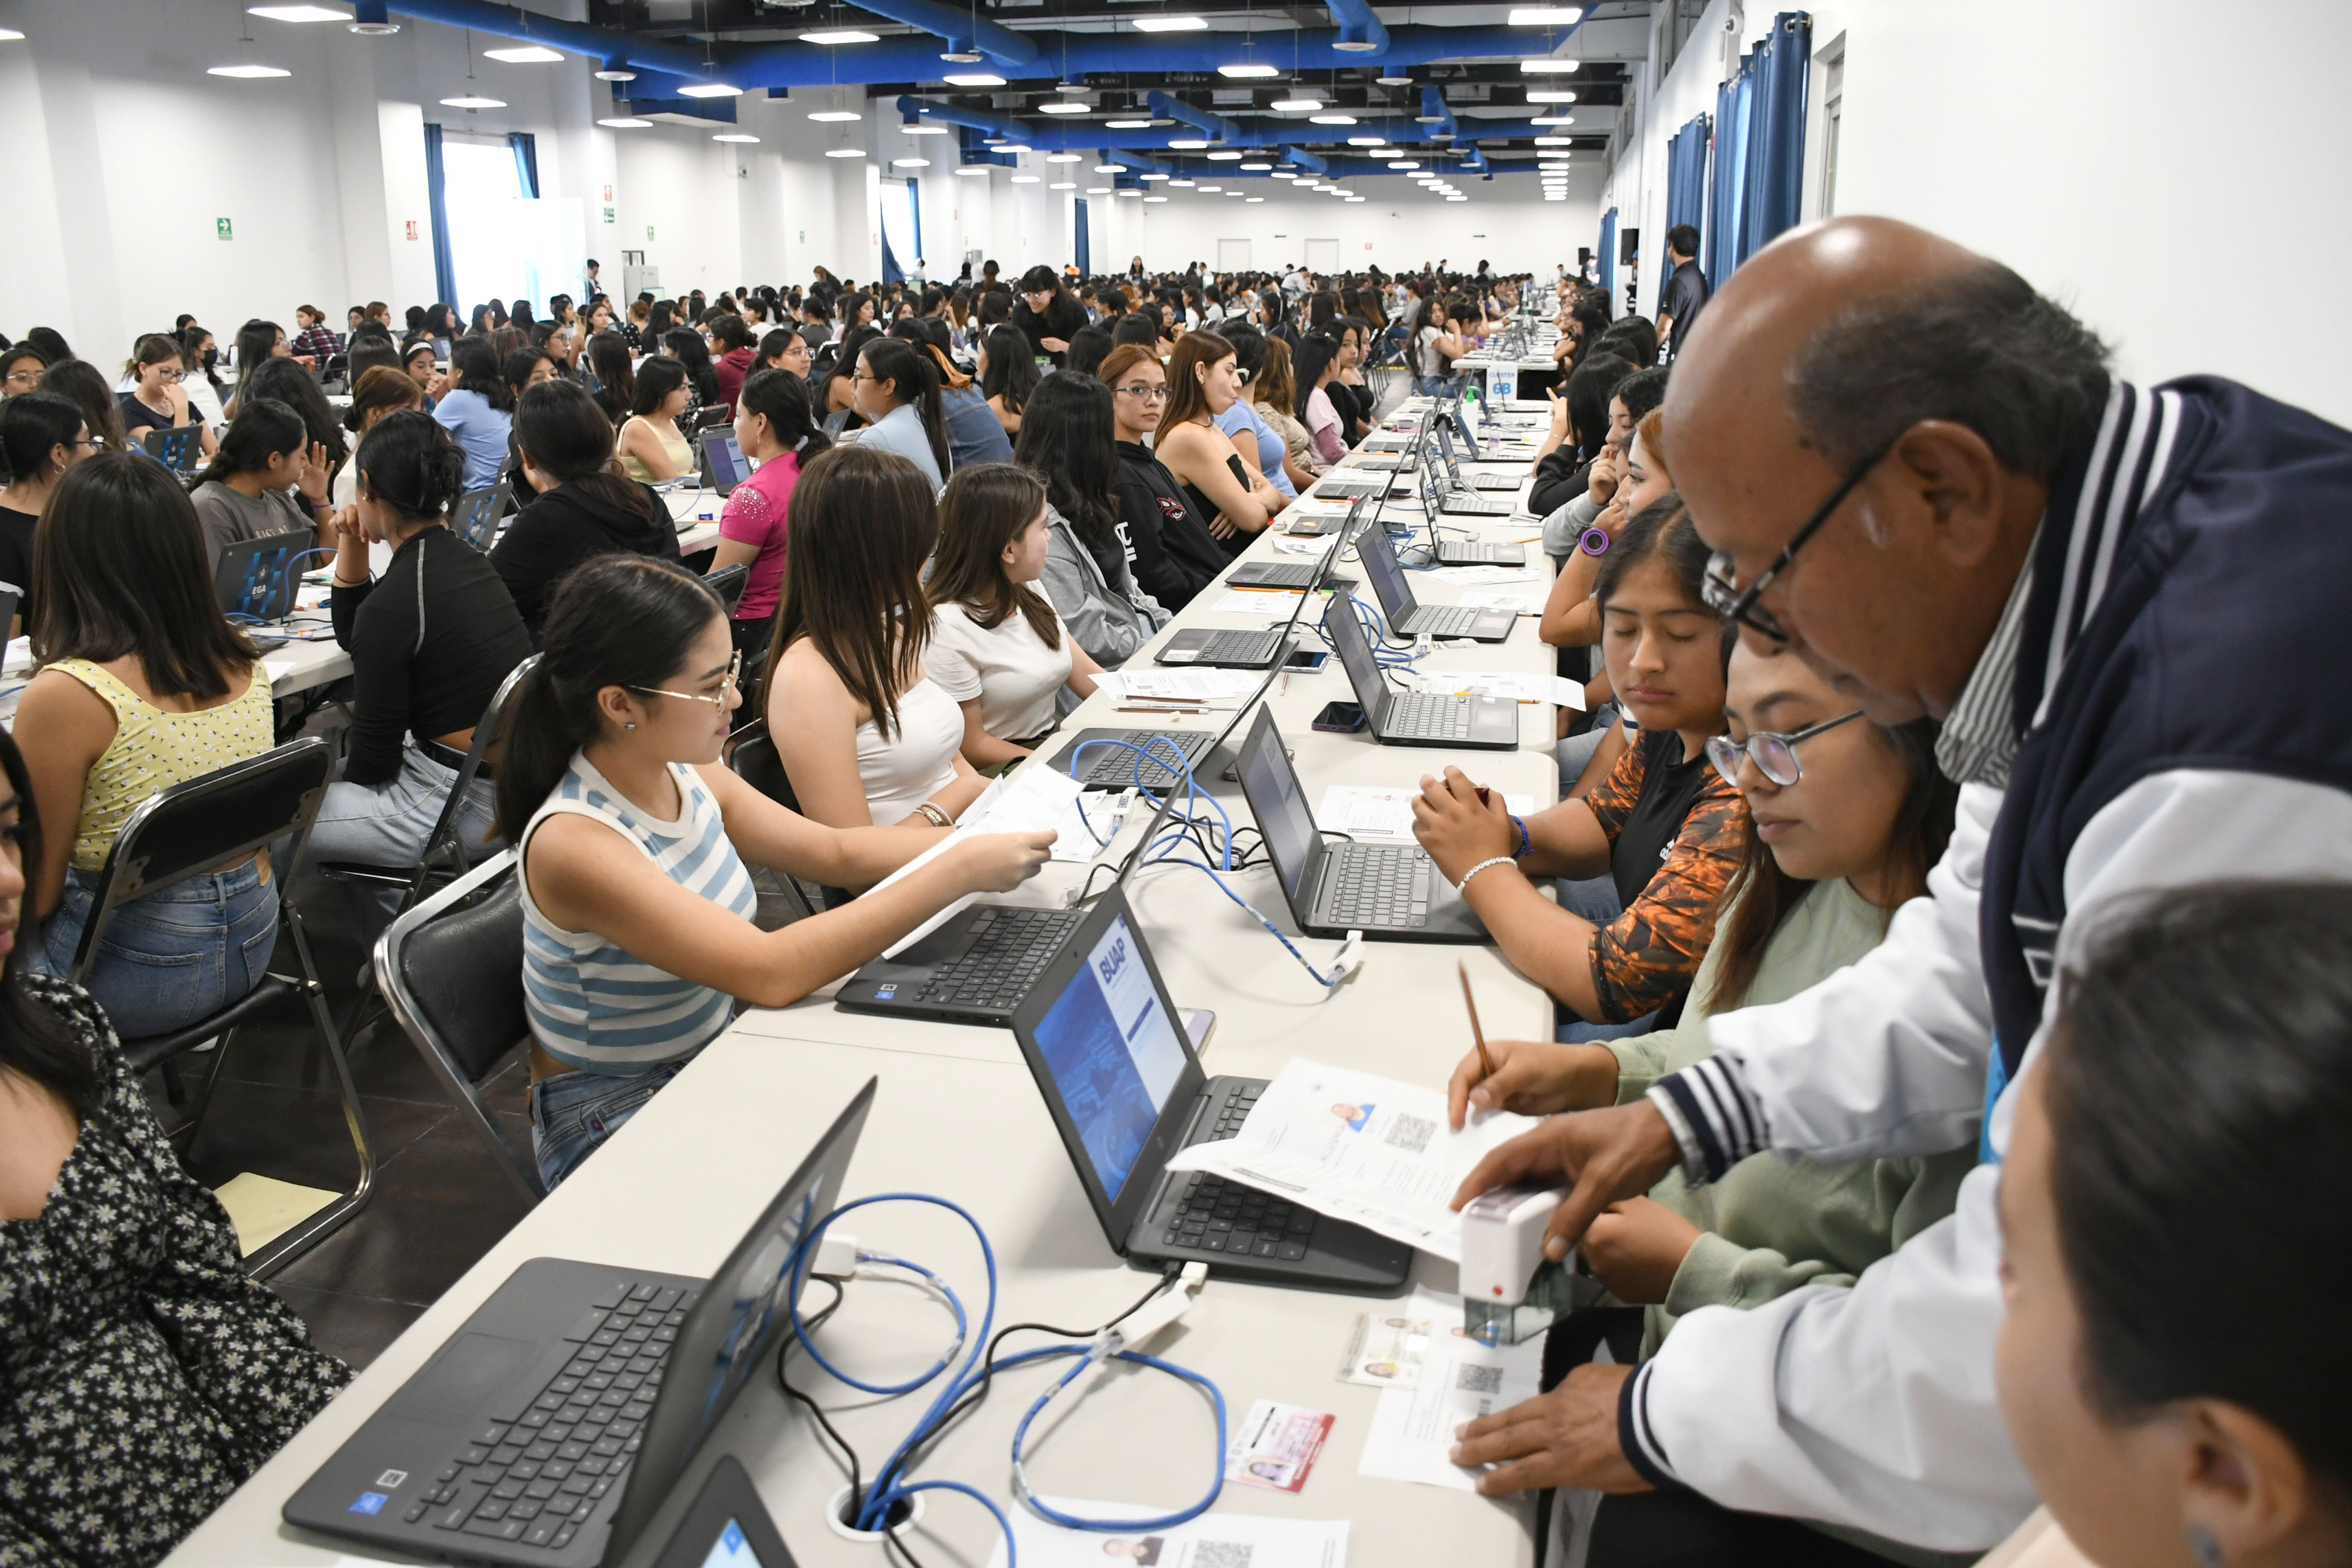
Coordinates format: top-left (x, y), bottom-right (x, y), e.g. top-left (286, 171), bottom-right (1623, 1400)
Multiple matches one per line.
top-left (716, 448), bottom-right (801, 620)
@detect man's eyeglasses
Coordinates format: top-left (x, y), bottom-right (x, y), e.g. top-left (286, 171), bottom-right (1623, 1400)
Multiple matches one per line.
top-left (628, 651), bottom-right (742, 712)
top-left (1112, 384), bottom-right (1170, 401)
top-left (1701, 444), bottom-right (1891, 642)
top-left (1705, 708), bottom-right (1866, 788)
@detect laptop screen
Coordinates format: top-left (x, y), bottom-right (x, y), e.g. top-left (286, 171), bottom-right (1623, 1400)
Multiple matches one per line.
top-left (1324, 593), bottom-right (1383, 712)
top-left (1236, 708), bottom-right (1319, 907)
top-left (696, 1520), bottom-right (767, 1568)
top-left (1027, 913), bottom-right (1190, 1202)
top-left (706, 432), bottom-right (748, 492)
top-left (1357, 518), bottom-right (1413, 623)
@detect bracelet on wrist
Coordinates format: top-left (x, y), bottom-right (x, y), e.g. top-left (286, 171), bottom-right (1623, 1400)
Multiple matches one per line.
top-left (1577, 526), bottom-right (1612, 556)
top-left (1509, 814), bottom-right (1532, 858)
top-left (913, 801), bottom-right (953, 829)
top-left (1454, 855), bottom-right (1517, 894)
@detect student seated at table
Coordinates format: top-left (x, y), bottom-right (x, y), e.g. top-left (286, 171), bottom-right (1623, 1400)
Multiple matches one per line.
top-left (1017, 370), bottom-right (1172, 665)
top-left (1542, 365), bottom-right (1668, 560)
top-left (1413, 497), bottom-right (1744, 1035)
top-left (976, 323), bottom-right (1038, 437)
top-left (308, 411), bottom-right (531, 926)
top-left (502, 555), bottom-right (1053, 1186)
top-left (1981, 883), bottom-right (2352, 1568)
top-left (1544, 407), bottom-right (1677, 784)
top-left (330, 366), bottom-right (426, 518)
top-left (763, 445), bottom-right (989, 831)
top-left (0, 392), bottom-right (94, 635)
top-left (0, 726), bottom-right (351, 1565)
top-left (889, 320), bottom-right (1010, 473)
top-left (41, 359), bottom-right (127, 455)
top-left (709, 312), bottom-right (754, 417)
top-left (15, 455), bottom-right (283, 1038)
top-left (402, 337), bottom-right (444, 407)
top-left (432, 336), bottom-right (513, 491)
top-left (927, 464), bottom-right (1103, 771)
top-left (1292, 332), bottom-right (1352, 468)
top-left (493, 379), bottom-right (682, 642)
top-left (0, 342), bottom-right (46, 398)
top-left (116, 333), bottom-right (217, 459)
top-left (849, 337), bottom-right (951, 493)
top-left (711, 368), bottom-right (828, 660)
top-left (1215, 326), bottom-right (1308, 498)
top-left (616, 355), bottom-right (694, 483)
top-left (187, 397), bottom-right (332, 559)
top-left (1153, 331), bottom-right (1284, 553)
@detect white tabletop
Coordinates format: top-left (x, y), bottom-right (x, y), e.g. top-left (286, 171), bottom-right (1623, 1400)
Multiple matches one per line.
top-left (166, 401), bottom-right (1568, 1568)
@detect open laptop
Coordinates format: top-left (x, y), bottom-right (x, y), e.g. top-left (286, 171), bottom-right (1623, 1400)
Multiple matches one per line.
top-left (1358, 523), bottom-right (1518, 642)
top-left (1424, 430), bottom-right (1515, 520)
top-left (1433, 419), bottom-right (1523, 491)
top-left (284, 1081), bottom-right (875, 1567)
top-left (1454, 395), bottom-right (1539, 458)
top-left (647, 1456), bottom-right (796, 1568)
top-left (1233, 706), bottom-right (1488, 944)
top-left (1229, 494), bottom-right (1366, 590)
top-left (214, 533), bottom-right (309, 623)
top-left (1154, 517), bottom-right (1350, 670)
top-left (1323, 594), bottom-right (1517, 750)
top-left (452, 477), bottom-right (511, 551)
top-left (1009, 887), bottom-right (1413, 1291)
top-left (700, 430), bottom-right (750, 497)
top-left (141, 424), bottom-right (205, 475)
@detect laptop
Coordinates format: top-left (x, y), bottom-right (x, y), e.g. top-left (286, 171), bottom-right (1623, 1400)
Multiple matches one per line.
top-left (1358, 524), bottom-right (1518, 642)
top-left (1323, 594), bottom-right (1518, 750)
top-left (214, 533), bottom-right (309, 623)
top-left (452, 478), bottom-right (512, 551)
top-left (1433, 419), bottom-right (1523, 491)
top-left (1232, 707), bottom-right (1488, 943)
top-left (1009, 887), bottom-right (1413, 1291)
top-left (647, 1456), bottom-right (795, 1568)
top-left (700, 430), bottom-right (750, 497)
top-left (1228, 494), bottom-right (1366, 590)
top-left (1154, 517), bottom-right (1352, 670)
top-left (1424, 431), bottom-right (1514, 520)
top-left (284, 1081), bottom-right (876, 1567)
top-left (142, 424), bottom-right (205, 474)
top-left (1454, 396), bottom-right (1538, 458)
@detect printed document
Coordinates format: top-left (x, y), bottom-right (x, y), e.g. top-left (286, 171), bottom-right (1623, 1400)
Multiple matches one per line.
top-left (1356, 1288), bottom-right (1546, 1491)
top-left (987, 1499), bottom-right (1348, 1568)
top-left (864, 764), bottom-right (1078, 956)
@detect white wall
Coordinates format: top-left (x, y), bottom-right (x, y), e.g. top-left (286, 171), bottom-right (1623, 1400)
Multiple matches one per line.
top-left (1601, 0), bottom-right (2352, 425)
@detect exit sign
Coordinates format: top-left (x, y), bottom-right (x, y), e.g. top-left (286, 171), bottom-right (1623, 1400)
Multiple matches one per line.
top-left (216, 216), bottom-right (233, 241)
top-left (404, 219), bottom-right (418, 241)
top-left (645, 225), bottom-right (655, 241)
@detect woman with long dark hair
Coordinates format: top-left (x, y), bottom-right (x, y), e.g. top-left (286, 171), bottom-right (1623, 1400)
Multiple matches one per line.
top-left (762, 445), bottom-right (984, 829)
top-left (849, 337), bottom-right (950, 491)
top-left (39, 360), bottom-right (127, 455)
top-left (117, 333), bottom-right (216, 458)
top-left (926, 464), bottom-right (1103, 770)
top-left (188, 397), bottom-right (332, 557)
top-left (1094, 346), bottom-right (1226, 617)
top-left (711, 368), bottom-right (830, 655)
top-left (243, 354), bottom-right (350, 476)
top-left (0, 393), bottom-right (94, 634)
top-left (660, 327), bottom-right (718, 425)
top-left (432, 335), bottom-right (513, 490)
top-left (976, 322), bottom-right (1038, 436)
top-left (224, 318), bottom-right (290, 418)
top-left (1017, 368), bottom-right (1171, 664)
top-left (1290, 331), bottom-right (1348, 467)
top-left (1153, 329), bottom-right (1281, 550)
top-left (585, 329), bottom-right (633, 424)
top-left (615, 356), bottom-right (693, 483)
top-left (492, 555), bottom-right (1049, 1186)
top-left (493, 379), bottom-right (680, 640)
top-left (14, 455), bottom-right (284, 1037)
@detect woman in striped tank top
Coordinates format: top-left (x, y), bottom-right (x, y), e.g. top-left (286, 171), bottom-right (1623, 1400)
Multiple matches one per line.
top-left (495, 556), bottom-right (1055, 1188)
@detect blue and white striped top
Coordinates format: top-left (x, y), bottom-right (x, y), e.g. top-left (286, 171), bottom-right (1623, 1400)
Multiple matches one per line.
top-left (520, 751), bottom-right (759, 1073)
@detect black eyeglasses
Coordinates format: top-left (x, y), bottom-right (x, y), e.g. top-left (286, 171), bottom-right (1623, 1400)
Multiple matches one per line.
top-left (1701, 444), bottom-right (1891, 642)
top-left (1706, 709), bottom-right (1866, 787)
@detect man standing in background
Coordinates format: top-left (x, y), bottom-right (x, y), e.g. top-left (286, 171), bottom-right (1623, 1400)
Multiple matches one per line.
top-left (1656, 223), bottom-right (1710, 362)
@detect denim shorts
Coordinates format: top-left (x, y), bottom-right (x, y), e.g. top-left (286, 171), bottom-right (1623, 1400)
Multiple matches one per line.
top-left (527, 1059), bottom-right (689, 1190)
top-left (39, 858), bottom-right (279, 1040)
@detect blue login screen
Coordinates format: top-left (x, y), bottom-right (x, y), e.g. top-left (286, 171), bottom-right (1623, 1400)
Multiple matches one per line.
top-left (1032, 916), bottom-right (1186, 1201)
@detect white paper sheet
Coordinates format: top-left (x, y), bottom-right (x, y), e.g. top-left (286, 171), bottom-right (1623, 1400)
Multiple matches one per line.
top-left (863, 764), bottom-right (1077, 956)
top-left (1315, 786), bottom-right (1535, 842)
top-left (986, 1498), bottom-right (1350, 1568)
top-left (1160, 1059), bottom-right (1538, 1262)
top-left (1356, 1288), bottom-right (1546, 1491)
top-left (1093, 669), bottom-right (1265, 706)
top-left (1425, 566), bottom-right (1539, 585)
top-left (1407, 670), bottom-right (1585, 710)
top-left (1455, 592), bottom-right (1542, 618)
top-left (1212, 590), bottom-right (1306, 616)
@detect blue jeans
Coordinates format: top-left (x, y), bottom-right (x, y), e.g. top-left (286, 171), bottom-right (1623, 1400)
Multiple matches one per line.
top-left (39, 859), bottom-right (279, 1040)
top-left (528, 1060), bottom-right (689, 1189)
top-left (306, 742), bottom-right (499, 931)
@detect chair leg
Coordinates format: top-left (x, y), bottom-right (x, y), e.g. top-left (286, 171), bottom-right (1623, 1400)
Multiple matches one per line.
top-left (242, 902), bottom-right (378, 1279)
top-left (167, 1025), bottom-right (242, 1151)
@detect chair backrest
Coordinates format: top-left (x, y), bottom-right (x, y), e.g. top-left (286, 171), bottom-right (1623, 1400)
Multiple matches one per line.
top-left (413, 652), bottom-right (539, 882)
top-left (705, 563), bottom-right (750, 615)
top-left (724, 718), bottom-right (797, 812)
top-left (70, 737), bottom-right (336, 982)
top-left (375, 850), bottom-right (542, 1200)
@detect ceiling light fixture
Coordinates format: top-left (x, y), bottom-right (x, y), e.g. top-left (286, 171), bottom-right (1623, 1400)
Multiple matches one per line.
top-left (825, 147), bottom-right (865, 157)
top-left (941, 71), bottom-right (1006, 86)
top-left (892, 155), bottom-right (929, 166)
top-left (1145, 194), bottom-right (1169, 202)
top-left (942, 47), bottom-right (985, 61)
top-left (1046, 151), bottom-right (1083, 161)
top-left (1094, 161), bottom-right (1124, 172)
top-left (1387, 159), bottom-right (1419, 169)
top-left (1119, 188), bottom-right (1141, 197)
top-left (1170, 178), bottom-right (1197, 186)
top-left (1271, 170), bottom-right (1297, 179)
top-left (1345, 194), bottom-right (1365, 202)
top-left (1533, 134), bottom-right (1572, 146)
top-left (1207, 149), bottom-right (1243, 160)
top-left (901, 122), bottom-right (948, 133)
top-left (1531, 113), bottom-right (1574, 125)
top-left (1526, 88), bottom-right (1577, 102)
top-left (1051, 180), bottom-right (1076, 188)
top-left (1346, 134), bottom-right (1382, 146)
top-left (1105, 118), bottom-right (1151, 129)
top-left (1139, 171), bottom-right (1169, 181)
top-left (595, 61), bottom-right (636, 81)
top-left (216, 62), bottom-right (296, 77)
top-left (1040, 100), bottom-right (1090, 114)
top-left (1240, 159), bottom-right (1272, 170)
top-left (1132, 13), bottom-right (1207, 29)
top-left (1507, 5), bottom-right (1583, 21)
top-left (1218, 62), bottom-right (1279, 78)
top-left (1246, 196), bottom-right (1263, 202)
top-left (808, 109), bottom-right (862, 122)
top-left (954, 164), bottom-right (991, 176)
top-left (677, 81), bottom-right (742, 97)
top-left (1376, 71), bottom-right (1411, 85)
top-left (1519, 58), bottom-right (1580, 72)
top-left (248, 3), bottom-right (347, 19)
top-left (599, 115), bottom-right (653, 127)
top-left (801, 28), bottom-right (879, 43)
top-left (483, 43), bottom-right (563, 62)
top-left (995, 142), bottom-right (1033, 153)
top-left (1197, 183), bottom-right (1220, 191)
top-left (1011, 173), bottom-right (1040, 183)
top-left (1310, 113), bottom-right (1357, 125)
top-left (1167, 137), bottom-right (1209, 150)
top-left (1272, 96), bottom-right (1321, 111)
top-left (714, 132), bottom-right (760, 142)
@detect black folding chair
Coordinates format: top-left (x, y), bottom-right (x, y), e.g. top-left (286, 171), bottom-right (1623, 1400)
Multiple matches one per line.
top-left (723, 718), bottom-right (831, 916)
top-left (374, 850), bottom-right (542, 1202)
top-left (66, 737), bottom-right (372, 1275)
top-left (705, 562), bottom-right (750, 616)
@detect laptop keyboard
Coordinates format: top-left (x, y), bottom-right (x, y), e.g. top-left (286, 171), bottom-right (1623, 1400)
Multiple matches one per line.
top-left (1232, 562), bottom-right (1323, 590)
top-left (1436, 542), bottom-right (1521, 564)
top-left (1162, 1082), bottom-right (1320, 1261)
top-left (1439, 491), bottom-right (1515, 516)
top-left (1408, 603), bottom-right (1494, 636)
top-left (1190, 628), bottom-right (1284, 665)
top-left (403, 1279), bottom-right (693, 1548)
top-left (1316, 477), bottom-right (1385, 499)
top-left (915, 906), bottom-right (1083, 1009)
top-left (1383, 692), bottom-right (1480, 741)
top-left (1070, 729), bottom-right (1210, 789)
top-left (1326, 844), bottom-right (1434, 927)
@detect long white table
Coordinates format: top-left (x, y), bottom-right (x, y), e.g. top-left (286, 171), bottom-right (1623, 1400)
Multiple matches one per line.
top-left (168, 400), bottom-right (1572, 1568)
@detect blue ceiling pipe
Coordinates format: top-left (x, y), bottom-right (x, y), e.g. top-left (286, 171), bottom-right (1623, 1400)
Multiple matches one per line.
top-left (1322, 0), bottom-right (1391, 55)
top-left (1147, 91), bottom-right (1244, 144)
top-left (385, 0), bottom-right (712, 78)
top-left (848, 0), bottom-right (1040, 68)
top-left (1418, 86), bottom-right (1460, 136)
top-left (1280, 145), bottom-right (1330, 174)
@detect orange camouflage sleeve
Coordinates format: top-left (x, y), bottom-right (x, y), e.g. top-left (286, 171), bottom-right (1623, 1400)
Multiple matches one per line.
top-left (1585, 768), bottom-right (1750, 1022)
top-left (1581, 730), bottom-right (1647, 847)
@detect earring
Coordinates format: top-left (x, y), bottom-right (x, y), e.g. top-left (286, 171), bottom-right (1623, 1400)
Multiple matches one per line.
top-left (2185, 1525), bottom-right (2224, 1568)
top-left (624, 722), bottom-right (636, 731)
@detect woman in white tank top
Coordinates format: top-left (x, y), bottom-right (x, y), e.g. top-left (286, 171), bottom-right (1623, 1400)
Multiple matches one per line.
top-left (764, 444), bottom-right (991, 838)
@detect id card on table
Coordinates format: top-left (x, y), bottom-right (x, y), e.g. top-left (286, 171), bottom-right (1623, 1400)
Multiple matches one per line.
top-left (1224, 1400), bottom-right (1335, 1493)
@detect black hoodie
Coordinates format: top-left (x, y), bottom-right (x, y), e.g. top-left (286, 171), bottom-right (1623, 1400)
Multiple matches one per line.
top-left (491, 476), bottom-right (682, 641)
top-left (1112, 441), bottom-right (1229, 612)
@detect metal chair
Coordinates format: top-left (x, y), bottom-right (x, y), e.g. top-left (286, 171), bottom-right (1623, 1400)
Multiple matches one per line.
top-left (705, 562), bottom-right (750, 616)
top-left (374, 850), bottom-right (543, 1202)
top-left (723, 719), bottom-right (830, 917)
top-left (66, 737), bottom-right (373, 1275)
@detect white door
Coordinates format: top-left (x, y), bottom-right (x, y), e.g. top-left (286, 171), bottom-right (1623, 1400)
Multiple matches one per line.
top-left (1304, 237), bottom-right (1341, 274)
top-left (1218, 237), bottom-right (1252, 271)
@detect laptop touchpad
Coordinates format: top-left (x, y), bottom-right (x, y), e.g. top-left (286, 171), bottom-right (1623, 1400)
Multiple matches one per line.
top-left (387, 1332), bottom-right (537, 1425)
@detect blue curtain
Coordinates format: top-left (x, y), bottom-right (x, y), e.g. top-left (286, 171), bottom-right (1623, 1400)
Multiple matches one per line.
top-left (1706, 72), bottom-right (1749, 287)
top-left (422, 123), bottom-right (459, 311)
top-left (1074, 198), bottom-right (1090, 278)
top-left (508, 131), bottom-right (540, 199)
top-left (1598, 207), bottom-right (1618, 314)
top-left (1707, 11), bottom-right (1811, 284)
top-left (1665, 112), bottom-right (1710, 242)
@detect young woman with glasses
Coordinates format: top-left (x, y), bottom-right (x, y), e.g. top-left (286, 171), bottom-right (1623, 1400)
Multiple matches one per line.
top-left (1098, 345), bottom-right (1227, 615)
top-left (497, 554), bottom-right (1052, 1187)
top-left (0, 394), bottom-right (96, 635)
top-left (117, 335), bottom-right (217, 458)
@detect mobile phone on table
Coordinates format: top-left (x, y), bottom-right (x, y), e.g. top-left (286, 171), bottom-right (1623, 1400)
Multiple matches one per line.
top-left (1312, 700), bottom-right (1366, 733)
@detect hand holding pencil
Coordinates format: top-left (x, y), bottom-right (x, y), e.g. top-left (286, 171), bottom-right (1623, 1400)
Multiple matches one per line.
top-left (1444, 971), bottom-right (1626, 1130)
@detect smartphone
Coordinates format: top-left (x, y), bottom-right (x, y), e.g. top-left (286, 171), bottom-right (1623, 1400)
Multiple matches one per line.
top-left (1225, 453), bottom-right (1252, 490)
top-left (1312, 700), bottom-right (1367, 734)
top-left (1283, 648), bottom-right (1328, 671)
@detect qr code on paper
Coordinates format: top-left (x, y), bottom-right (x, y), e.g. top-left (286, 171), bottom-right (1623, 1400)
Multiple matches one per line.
top-left (1383, 1112), bottom-right (1435, 1154)
top-left (1456, 1364), bottom-right (1504, 1395)
top-left (1194, 1544), bottom-right (1254, 1568)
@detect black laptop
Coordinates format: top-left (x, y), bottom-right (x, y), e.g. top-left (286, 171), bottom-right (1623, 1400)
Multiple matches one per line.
top-left (452, 477), bottom-right (512, 551)
top-left (1233, 707), bottom-right (1487, 943)
top-left (214, 533), bottom-right (310, 623)
top-left (1009, 887), bottom-right (1412, 1291)
top-left (1154, 515), bottom-right (1353, 670)
top-left (1358, 522), bottom-right (1518, 642)
top-left (1228, 493), bottom-right (1366, 590)
top-left (1432, 419), bottom-right (1522, 491)
top-left (142, 424), bottom-right (206, 474)
top-left (1323, 594), bottom-right (1518, 750)
top-left (1424, 430), bottom-right (1515, 519)
top-left (700, 431), bottom-right (750, 497)
top-left (283, 1081), bottom-right (875, 1566)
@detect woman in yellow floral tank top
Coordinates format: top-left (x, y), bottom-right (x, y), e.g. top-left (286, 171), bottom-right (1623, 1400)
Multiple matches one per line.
top-left (14, 455), bottom-right (282, 1039)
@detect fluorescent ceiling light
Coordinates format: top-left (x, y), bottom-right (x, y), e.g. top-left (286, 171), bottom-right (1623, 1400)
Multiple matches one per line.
top-left (1011, 173), bottom-right (1041, 182)
top-left (1507, 5), bottom-right (1583, 21)
top-left (215, 61), bottom-right (295, 77)
top-left (1376, 71), bottom-right (1411, 84)
top-left (1345, 195), bottom-right (1365, 202)
top-left (824, 147), bottom-right (865, 157)
top-left (1139, 171), bottom-right (1169, 181)
top-left (1145, 194), bottom-right (1169, 202)
top-left (1531, 113), bottom-right (1574, 125)
top-left (1224, 190), bottom-right (1244, 196)
top-left (1169, 178), bottom-right (1197, 187)
top-left (941, 49), bottom-right (984, 62)
top-left (1094, 161), bottom-right (1124, 172)
top-left (1046, 151), bottom-right (1083, 161)
top-left (1218, 62), bottom-right (1279, 78)
top-left (1533, 135), bottom-right (1572, 146)
top-left (1387, 160), bottom-right (1419, 169)
top-left (942, 71), bottom-right (1005, 86)
top-left (892, 156), bottom-right (928, 166)
top-left (714, 132), bottom-right (760, 142)
top-left (995, 142), bottom-right (1032, 153)
top-left (808, 110), bottom-right (862, 122)
top-left (1446, 194), bottom-right (1468, 201)
top-left (1246, 196), bottom-right (1263, 202)
top-left (1310, 113), bottom-right (1357, 125)
top-left (1207, 149), bottom-right (1243, 161)
top-left (676, 82), bottom-right (742, 97)
top-left (900, 122), bottom-right (948, 133)
top-left (1167, 138), bottom-right (1209, 150)
top-left (594, 66), bottom-right (637, 81)
top-left (1271, 170), bottom-right (1297, 179)
top-left (954, 164), bottom-right (991, 175)
top-left (1039, 101), bottom-right (1090, 114)
top-left (800, 29), bottom-right (878, 43)
top-left (1519, 58), bottom-right (1580, 72)
top-left (1051, 181), bottom-right (1076, 188)
top-left (1132, 13), bottom-right (1207, 29)
top-left (599, 116), bottom-right (653, 127)
top-left (483, 43), bottom-right (563, 63)
top-left (437, 91), bottom-right (506, 104)
top-left (1197, 184), bottom-right (1220, 191)
top-left (0, 26), bottom-right (22, 39)
top-left (1346, 135), bottom-right (1382, 146)
top-left (248, 3), bottom-right (347, 19)
top-left (1240, 160), bottom-right (1271, 170)
top-left (1526, 88), bottom-right (1578, 102)
top-left (1105, 118), bottom-right (1152, 129)
top-left (1272, 96), bottom-right (1321, 111)
top-left (1118, 188), bottom-right (1141, 197)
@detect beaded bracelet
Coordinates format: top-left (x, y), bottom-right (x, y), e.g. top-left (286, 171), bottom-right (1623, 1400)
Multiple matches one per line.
top-left (1508, 814), bottom-right (1532, 858)
top-left (1455, 855), bottom-right (1517, 894)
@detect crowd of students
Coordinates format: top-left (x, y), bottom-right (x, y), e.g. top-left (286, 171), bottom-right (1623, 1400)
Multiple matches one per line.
top-left (2, 222), bottom-right (2350, 1568)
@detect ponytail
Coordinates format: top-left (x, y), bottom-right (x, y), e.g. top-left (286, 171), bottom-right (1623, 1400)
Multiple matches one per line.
top-left (125, 332), bottom-right (183, 383)
top-left (860, 337), bottom-right (949, 478)
top-left (353, 409), bottom-right (466, 522)
top-left (736, 368), bottom-right (831, 461)
top-left (194, 397), bottom-right (307, 490)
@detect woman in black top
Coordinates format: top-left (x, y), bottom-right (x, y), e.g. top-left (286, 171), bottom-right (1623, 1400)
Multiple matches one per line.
top-left (307, 410), bottom-right (530, 925)
top-left (492, 379), bottom-right (681, 641)
top-left (1095, 343), bottom-right (1227, 611)
top-left (662, 327), bottom-right (719, 425)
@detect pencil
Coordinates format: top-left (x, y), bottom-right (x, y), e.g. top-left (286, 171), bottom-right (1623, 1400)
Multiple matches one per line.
top-left (1116, 706), bottom-right (1206, 715)
top-left (1459, 960), bottom-right (1493, 1081)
